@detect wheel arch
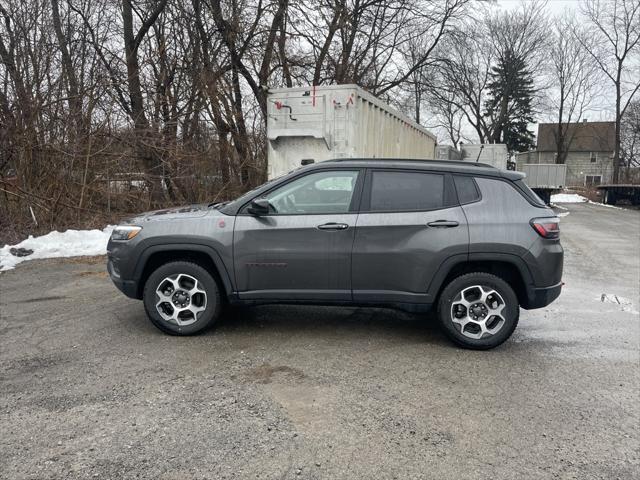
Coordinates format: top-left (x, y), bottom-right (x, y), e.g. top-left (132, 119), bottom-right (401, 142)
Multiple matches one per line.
top-left (428, 254), bottom-right (535, 307)
top-left (134, 244), bottom-right (233, 299)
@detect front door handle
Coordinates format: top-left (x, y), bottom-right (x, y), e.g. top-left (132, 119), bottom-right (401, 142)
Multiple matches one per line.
top-left (427, 220), bottom-right (459, 228)
top-left (317, 222), bottom-right (349, 230)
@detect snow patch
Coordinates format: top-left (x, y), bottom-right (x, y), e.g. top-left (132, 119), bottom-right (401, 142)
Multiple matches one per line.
top-left (600, 294), bottom-right (639, 315)
top-left (551, 193), bottom-right (587, 203)
top-left (0, 226), bottom-right (114, 272)
top-left (551, 193), bottom-right (624, 209)
top-left (588, 200), bottom-right (623, 210)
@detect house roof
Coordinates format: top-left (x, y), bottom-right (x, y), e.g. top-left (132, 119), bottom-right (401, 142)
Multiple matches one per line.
top-left (537, 121), bottom-right (615, 152)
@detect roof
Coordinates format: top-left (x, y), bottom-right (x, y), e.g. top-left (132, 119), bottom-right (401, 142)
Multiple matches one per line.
top-left (537, 121), bottom-right (615, 152)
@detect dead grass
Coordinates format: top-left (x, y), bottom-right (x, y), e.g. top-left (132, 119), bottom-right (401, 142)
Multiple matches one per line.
top-left (75, 270), bottom-right (109, 277)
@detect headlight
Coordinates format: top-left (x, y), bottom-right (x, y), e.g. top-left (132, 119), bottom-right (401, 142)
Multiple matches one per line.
top-left (111, 225), bottom-right (142, 241)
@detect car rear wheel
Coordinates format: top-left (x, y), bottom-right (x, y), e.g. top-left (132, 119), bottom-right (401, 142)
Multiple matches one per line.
top-left (143, 261), bottom-right (221, 335)
top-left (437, 273), bottom-right (519, 349)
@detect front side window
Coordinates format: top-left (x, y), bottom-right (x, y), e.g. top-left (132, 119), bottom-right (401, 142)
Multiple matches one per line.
top-left (261, 170), bottom-right (359, 214)
top-left (368, 171), bottom-right (445, 212)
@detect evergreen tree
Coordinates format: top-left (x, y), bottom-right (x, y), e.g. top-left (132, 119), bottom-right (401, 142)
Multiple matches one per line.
top-left (484, 49), bottom-right (535, 153)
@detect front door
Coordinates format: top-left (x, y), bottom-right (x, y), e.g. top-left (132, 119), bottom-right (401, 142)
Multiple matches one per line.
top-left (352, 169), bottom-right (469, 304)
top-left (234, 169), bottom-right (363, 301)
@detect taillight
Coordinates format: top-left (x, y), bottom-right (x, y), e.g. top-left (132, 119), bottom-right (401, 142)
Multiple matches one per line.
top-left (530, 217), bottom-right (560, 239)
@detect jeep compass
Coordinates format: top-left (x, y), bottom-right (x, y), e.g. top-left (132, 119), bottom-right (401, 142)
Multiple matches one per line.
top-left (107, 159), bottom-right (563, 349)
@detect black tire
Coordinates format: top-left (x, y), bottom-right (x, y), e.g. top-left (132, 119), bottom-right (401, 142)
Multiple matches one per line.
top-left (143, 261), bottom-right (222, 335)
top-left (437, 272), bottom-right (519, 350)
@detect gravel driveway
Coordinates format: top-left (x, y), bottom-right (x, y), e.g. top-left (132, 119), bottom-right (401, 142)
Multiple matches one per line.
top-left (1, 202), bottom-right (638, 479)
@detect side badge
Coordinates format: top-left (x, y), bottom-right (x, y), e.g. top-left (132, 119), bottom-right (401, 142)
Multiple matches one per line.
top-left (218, 219), bottom-right (226, 228)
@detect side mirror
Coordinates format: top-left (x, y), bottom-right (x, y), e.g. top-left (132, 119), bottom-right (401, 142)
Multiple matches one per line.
top-left (247, 198), bottom-right (271, 216)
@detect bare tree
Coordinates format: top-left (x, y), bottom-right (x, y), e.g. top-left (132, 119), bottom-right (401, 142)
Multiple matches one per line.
top-left (425, 25), bottom-right (493, 143)
top-left (1, 0), bottom-right (480, 237)
top-left (121, 0), bottom-right (170, 203)
top-left (576, 0), bottom-right (640, 183)
top-left (51, 0), bottom-right (84, 139)
top-left (621, 99), bottom-right (640, 168)
top-left (424, 1), bottom-right (547, 147)
top-left (209, 0), bottom-right (289, 117)
top-left (547, 13), bottom-right (602, 164)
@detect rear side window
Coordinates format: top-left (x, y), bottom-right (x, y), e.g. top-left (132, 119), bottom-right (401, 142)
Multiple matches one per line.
top-left (368, 171), bottom-right (445, 211)
top-left (453, 175), bottom-right (481, 204)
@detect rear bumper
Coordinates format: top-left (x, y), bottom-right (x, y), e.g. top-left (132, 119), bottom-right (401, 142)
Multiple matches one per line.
top-left (107, 258), bottom-right (139, 299)
top-left (523, 282), bottom-right (563, 310)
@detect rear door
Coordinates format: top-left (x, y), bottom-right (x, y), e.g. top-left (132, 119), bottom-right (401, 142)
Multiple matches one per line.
top-left (351, 169), bottom-right (468, 304)
top-left (233, 169), bottom-right (363, 301)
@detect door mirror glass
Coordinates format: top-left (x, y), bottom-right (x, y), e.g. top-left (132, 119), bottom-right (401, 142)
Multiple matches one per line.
top-left (247, 198), bottom-right (271, 216)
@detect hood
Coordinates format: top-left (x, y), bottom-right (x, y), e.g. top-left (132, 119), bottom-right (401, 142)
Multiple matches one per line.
top-left (124, 203), bottom-right (215, 223)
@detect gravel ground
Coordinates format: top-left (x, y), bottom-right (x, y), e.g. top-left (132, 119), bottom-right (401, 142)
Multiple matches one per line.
top-left (1, 202), bottom-right (638, 480)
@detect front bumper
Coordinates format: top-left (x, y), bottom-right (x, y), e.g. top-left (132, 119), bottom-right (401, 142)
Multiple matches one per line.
top-left (523, 281), bottom-right (563, 310)
top-left (107, 258), bottom-right (138, 299)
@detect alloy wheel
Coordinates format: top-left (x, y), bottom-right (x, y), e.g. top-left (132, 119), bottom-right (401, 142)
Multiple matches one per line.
top-left (155, 274), bottom-right (207, 326)
top-left (450, 285), bottom-right (507, 339)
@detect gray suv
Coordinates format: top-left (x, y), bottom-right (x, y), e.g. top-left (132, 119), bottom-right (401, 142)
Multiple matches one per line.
top-left (107, 159), bottom-right (563, 349)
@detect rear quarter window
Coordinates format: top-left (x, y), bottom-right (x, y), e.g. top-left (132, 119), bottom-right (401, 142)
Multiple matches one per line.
top-left (453, 175), bottom-right (481, 204)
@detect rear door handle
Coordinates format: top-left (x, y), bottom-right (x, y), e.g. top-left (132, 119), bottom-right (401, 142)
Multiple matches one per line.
top-left (427, 220), bottom-right (459, 228)
top-left (317, 222), bottom-right (349, 230)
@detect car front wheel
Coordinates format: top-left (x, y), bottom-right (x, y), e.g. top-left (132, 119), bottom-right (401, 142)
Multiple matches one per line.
top-left (437, 273), bottom-right (519, 350)
top-left (143, 261), bottom-right (222, 335)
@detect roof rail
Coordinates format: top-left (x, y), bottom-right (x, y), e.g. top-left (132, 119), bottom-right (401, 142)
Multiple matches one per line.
top-left (327, 158), bottom-right (495, 168)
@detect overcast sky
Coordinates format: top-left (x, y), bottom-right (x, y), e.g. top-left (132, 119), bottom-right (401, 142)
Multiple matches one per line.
top-left (498, 0), bottom-right (579, 14)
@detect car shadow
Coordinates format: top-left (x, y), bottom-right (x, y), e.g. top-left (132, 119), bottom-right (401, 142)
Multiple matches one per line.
top-left (211, 303), bottom-right (450, 347)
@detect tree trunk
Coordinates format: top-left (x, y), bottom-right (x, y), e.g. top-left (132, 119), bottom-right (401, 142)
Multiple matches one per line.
top-left (278, 10), bottom-right (292, 88)
top-left (51, 0), bottom-right (84, 138)
top-left (613, 77), bottom-right (621, 183)
top-left (555, 84), bottom-right (566, 164)
top-left (122, 0), bottom-right (167, 205)
top-left (313, 4), bottom-right (342, 85)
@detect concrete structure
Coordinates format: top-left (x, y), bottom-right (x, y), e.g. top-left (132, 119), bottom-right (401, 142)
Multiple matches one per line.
top-left (459, 144), bottom-right (509, 170)
top-left (436, 145), bottom-right (461, 161)
top-left (515, 121), bottom-right (615, 186)
top-left (266, 85), bottom-right (437, 179)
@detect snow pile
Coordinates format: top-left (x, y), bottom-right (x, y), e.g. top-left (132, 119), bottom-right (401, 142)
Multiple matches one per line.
top-left (0, 226), bottom-right (114, 271)
top-left (589, 200), bottom-right (622, 209)
top-left (551, 193), bottom-right (587, 203)
top-left (551, 192), bottom-right (623, 209)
